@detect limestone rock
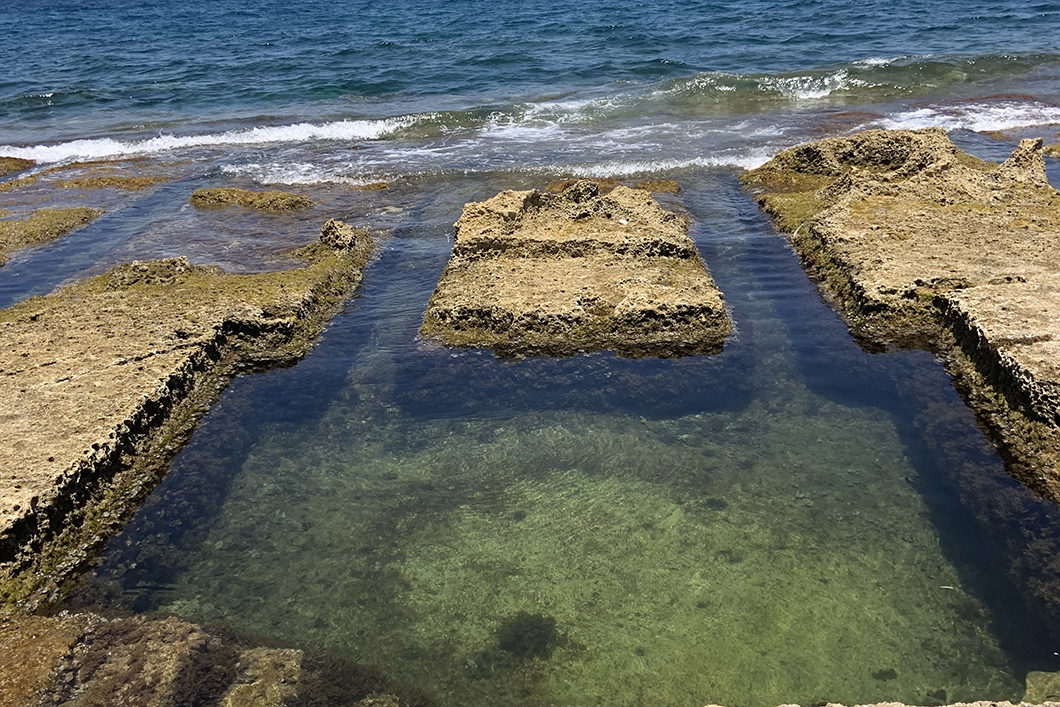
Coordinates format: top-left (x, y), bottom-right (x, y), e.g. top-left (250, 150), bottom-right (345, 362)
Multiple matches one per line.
top-left (421, 180), bottom-right (731, 357)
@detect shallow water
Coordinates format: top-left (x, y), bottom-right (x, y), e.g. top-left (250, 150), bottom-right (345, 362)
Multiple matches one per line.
top-left (60, 171), bottom-right (1060, 706)
top-left (6, 1), bottom-right (1060, 703)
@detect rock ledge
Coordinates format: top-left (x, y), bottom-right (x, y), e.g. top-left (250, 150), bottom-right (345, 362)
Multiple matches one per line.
top-left (421, 181), bottom-right (731, 357)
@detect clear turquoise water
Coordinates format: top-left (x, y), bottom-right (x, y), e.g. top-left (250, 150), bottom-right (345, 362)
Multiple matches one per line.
top-left (4, 1), bottom-right (1060, 704)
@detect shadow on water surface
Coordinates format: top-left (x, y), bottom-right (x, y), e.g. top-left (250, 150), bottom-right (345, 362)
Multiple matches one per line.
top-left (65, 166), bottom-right (1060, 707)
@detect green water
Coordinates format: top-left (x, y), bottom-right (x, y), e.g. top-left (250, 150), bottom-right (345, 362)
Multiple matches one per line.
top-left (168, 389), bottom-right (1015, 705)
top-left (69, 172), bottom-right (1058, 706)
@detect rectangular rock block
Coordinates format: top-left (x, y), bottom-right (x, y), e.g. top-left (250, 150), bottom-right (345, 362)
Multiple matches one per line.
top-left (421, 181), bottom-right (731, 357)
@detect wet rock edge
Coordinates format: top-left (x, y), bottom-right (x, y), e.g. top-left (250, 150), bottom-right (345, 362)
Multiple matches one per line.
top-left (0, 219), bottom-right (373, 612)
top-left (742, 127), bottom-right (1060, 506)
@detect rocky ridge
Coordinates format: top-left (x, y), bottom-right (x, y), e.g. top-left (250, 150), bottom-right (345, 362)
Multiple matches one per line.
top-left (743, 127), bottom-right (1060, 501)
top-left (0, 219), bottom-right (372, 608)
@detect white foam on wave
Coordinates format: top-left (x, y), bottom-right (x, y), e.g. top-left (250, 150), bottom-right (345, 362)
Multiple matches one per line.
top-left (481, 116), bottom-right (568, 141)
top-left (879, 100), bottom-right (1060, 132)
top-left (760, 69), bottom-right (868, 100)
top-left (852, 57), bottom-right (899, 68)
top-left (0, 116), bottom-right (420, 164)
top-left (556, 150), bottom-right (776, 178)
top-left (220, 163), bottom-right (378, 186)
top-left (664, 68), bottom-right (870, 102)
top-left (520, 95), bottom-right (631, 125)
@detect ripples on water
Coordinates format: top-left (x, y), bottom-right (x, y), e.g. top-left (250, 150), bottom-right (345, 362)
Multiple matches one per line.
top-left (54, 173), bottom-right (1060, 706)
top-left (4, 1), bottom-right (1060, 704)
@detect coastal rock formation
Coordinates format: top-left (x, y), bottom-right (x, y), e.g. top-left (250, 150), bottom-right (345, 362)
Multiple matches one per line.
top-left (744, 129), bottom-right (1060, 627)
top-left (0, 611), bottom-right (302, 707)
top-left (421, 181), bottom-right (731, 357)
top-left (189, 187), bottom-right (315, 211)
top-left (0, 219), bottom-right (372, 607)
top-left (0, 207), bottom-right (102, 267)
top-left (0, 158), bottom-right (33, 177)
top-left (743, 128), bottom-right (1060, 494)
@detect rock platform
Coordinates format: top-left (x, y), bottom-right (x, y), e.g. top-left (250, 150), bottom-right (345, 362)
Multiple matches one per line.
top-left (421, 180), bottom-right (731, 357)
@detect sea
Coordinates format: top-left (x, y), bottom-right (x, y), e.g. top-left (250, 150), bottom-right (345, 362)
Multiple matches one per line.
top-left (3, 1), bottom-right (1060, 705)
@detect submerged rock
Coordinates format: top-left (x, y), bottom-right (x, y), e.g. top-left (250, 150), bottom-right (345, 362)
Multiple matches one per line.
top-left (0, 157), bottom-right (33, 177)
top-left (59, 175), bottom-right (168, 191)
top-left (0, 220), bottom-right (372, 608)
top-left (1025, 671), bottom-right (1060, 702)
top-left (421, 180), bottom-right (731, 357)
top-left (0, 610), bottom-right (302, 707)
top-left (189, 187), bottom-right (315, 211)
top-left (0, 207), bottom-right (102, 267)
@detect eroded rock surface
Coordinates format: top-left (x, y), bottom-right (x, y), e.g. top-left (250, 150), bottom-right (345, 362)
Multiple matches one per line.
top-left (0, 158), bottom-right (34, 177)
top-left (0, 208), bottom-right (103, 268)
top-left (421, 181), bottom-right (731, 357)
top-left (744, 128), bottom-right (1060, 500)
top-left (0, 611), bottom-right (303, 707)
top-left (0, 220), bottom-right (372, 606)
top-left (189, 187), bottom-right (315, 211)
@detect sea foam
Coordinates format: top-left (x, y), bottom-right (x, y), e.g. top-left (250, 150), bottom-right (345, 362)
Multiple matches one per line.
top-left (0, 116), bottom-right (419, 164)
top-left (880, 100), bottom-right (1060, 133)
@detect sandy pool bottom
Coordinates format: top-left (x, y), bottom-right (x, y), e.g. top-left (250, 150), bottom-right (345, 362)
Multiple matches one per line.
top-left (110, 367), bottom-right (1024, 707)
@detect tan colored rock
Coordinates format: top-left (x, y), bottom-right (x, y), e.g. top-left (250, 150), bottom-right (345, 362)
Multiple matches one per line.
top-left (0, 207), bottom-right (102, 267)
top-left (0, 610), bottom-right (305, 707)
top-left (47, 614), bottom-right (238, 707)
top-left (221, 647), bottom-right (302, 707)
top-left (0, 221), bottom-right (372, 606)
top-left (0, 157), bottom-right (34, 177)
top-left (744, 128), bottom-right (1060, 500)
top-left (0, 611), bottom-right (93, 707)
top-left (189, 187), bottom-right (314, 210)
top-left (421, 181), bottom-right (730, 357)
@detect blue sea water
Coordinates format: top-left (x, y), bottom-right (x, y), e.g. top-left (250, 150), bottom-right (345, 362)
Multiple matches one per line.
top-left (2, 0), bottom-right (1060, 176)
top-left (5, 2), bottom-right (1060, 705)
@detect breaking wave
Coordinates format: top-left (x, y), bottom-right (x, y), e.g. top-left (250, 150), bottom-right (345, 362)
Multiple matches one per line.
top-left (0, 116), bottom-right (422, 163)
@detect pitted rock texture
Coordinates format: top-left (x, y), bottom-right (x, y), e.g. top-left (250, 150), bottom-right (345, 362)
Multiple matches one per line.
top-left (0, 611), bottom-right (303, 707)
top-left (744, 127), bottom-right (1060, 500)
top-left (421, 181), bottom-right (731, 357)
top-left (0, 221), bottom-right (372, 604)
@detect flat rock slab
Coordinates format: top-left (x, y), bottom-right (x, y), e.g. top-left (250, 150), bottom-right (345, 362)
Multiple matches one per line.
top-left (743, 127), bottom-right (1060, 497)
top-left (0, 220), bottom-right (371, 597)
top-left (421, 181), bottom-right (731, 357)
top-left (0, 611), bottom-right (302, 707)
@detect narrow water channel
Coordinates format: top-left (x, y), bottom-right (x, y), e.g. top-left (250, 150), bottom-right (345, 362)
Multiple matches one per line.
top-left (65, 168), bottom-right (1060, 707)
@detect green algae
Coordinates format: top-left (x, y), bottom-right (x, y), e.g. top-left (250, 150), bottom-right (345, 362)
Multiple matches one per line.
top-left (130, 343), bottom-right (1022, 707)
top-left (190, 187), bottom-right (315, 211)
top-left (148, 401), bottom-right (1019, 706)
top-left (0, 174), bottom-right (39, 193)
top-left (0, 207), bottom-right (102, 266)
top-left (58, 175), bottom-right (168, 191)
top-left (0, 157), bottom-right (34, 178)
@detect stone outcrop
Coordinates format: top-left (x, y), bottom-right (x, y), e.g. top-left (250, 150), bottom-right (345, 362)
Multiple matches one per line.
top-left (421, 180), bottom-right (731, 357)
top-left (0, 220), bottom-right (372, 608)
top-left (189, 187), bottom-right (315, 211)
top-left (0, 207), bottom-right (102, 268)
top-left (0, 611), bottom-right (301, 707)
top-left (0, 157), bottom-right (34, 177)
top-left (743, 128), bottom-right (1060, 502)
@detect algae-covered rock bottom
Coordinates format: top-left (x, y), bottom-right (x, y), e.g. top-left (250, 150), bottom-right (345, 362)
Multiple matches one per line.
top-left (743, 128), bottom-right (1060, 504)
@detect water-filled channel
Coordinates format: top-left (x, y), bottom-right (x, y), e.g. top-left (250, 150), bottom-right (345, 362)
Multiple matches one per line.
top-left (65, 168), bottom-right (1060, 707)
